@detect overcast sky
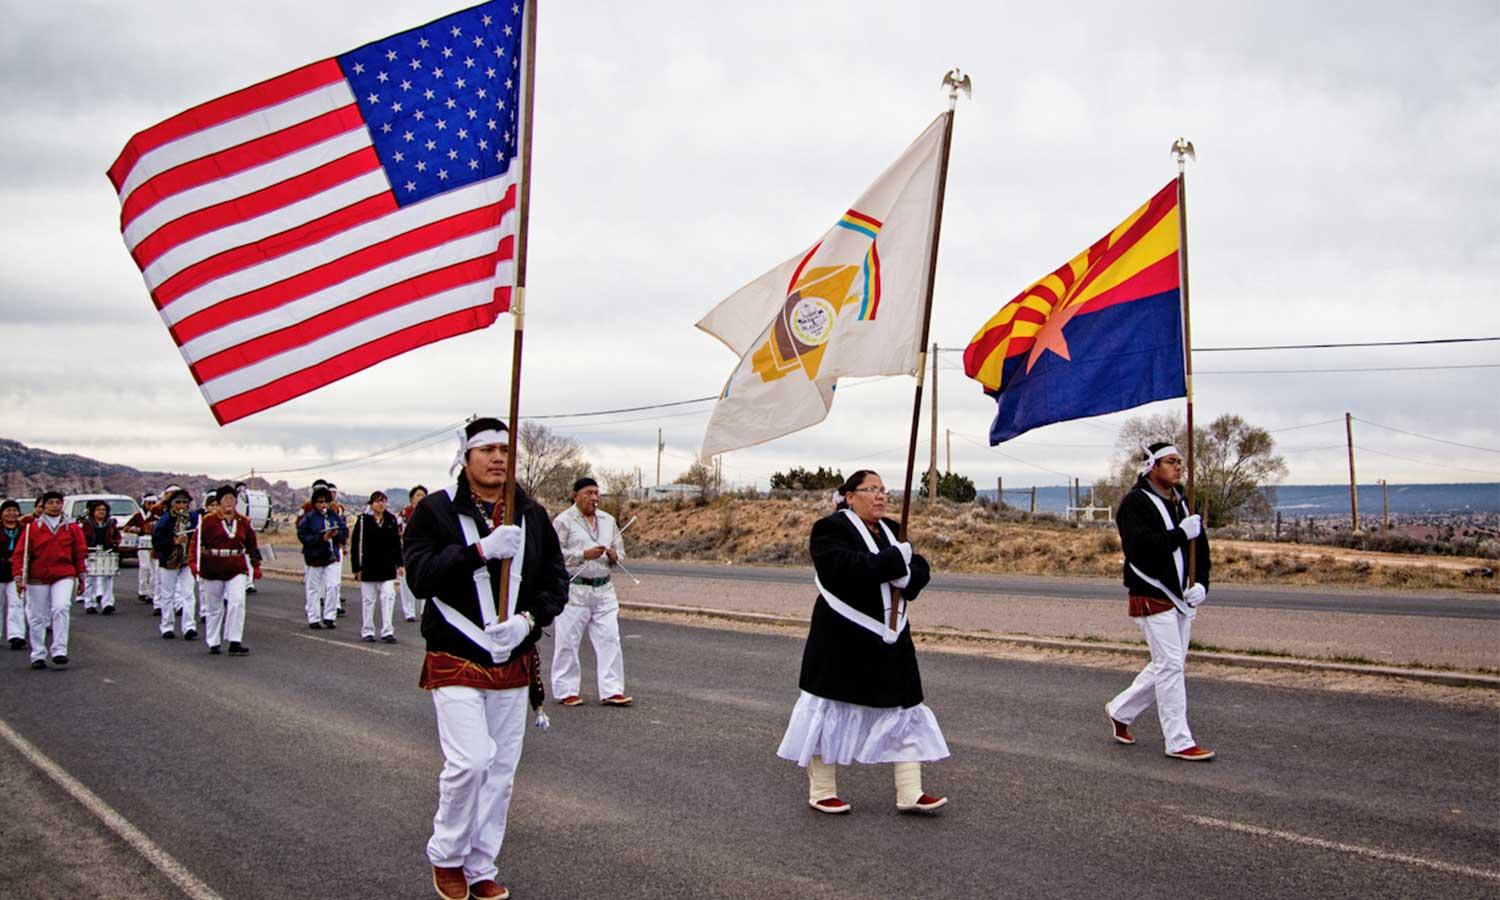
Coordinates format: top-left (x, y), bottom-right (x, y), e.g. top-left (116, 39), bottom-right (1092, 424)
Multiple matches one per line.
top-left (2, 0), bottom-right (1497, 497)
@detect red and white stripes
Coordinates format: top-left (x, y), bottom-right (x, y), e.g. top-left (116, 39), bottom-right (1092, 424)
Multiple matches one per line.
top-left (110, 58), bottom-right (516, 424)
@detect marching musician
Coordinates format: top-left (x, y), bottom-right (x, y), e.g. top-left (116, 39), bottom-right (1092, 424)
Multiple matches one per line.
top-left (398, 484), bottom-right (428, 622)
top-left (191, 485), bottom-right (261, 656)
top-left (13, 491), bottom-right (87, 669)
top-left (403, 418), bottom-right (568, 900)
top-left (550, 477), bottom-right (632, 707)
top-left (235, 482), bottom-right (260, 595)
top-left (351, 490), bottom-right (403, 644)
top-left (2, 500), bottom-right (25, 651)
top-left (124, 494), bottom-right (160, 605)
top-left (151, 489), bottom-right (200, 641)
top-left (1105, 442), bottom-right (1215, 761)
top-left (299, 487), bottom-right (348, 629)
top-left (80, 499), bottom-right (122, 615)
top-left (776, 470), bottom-right (949, 815)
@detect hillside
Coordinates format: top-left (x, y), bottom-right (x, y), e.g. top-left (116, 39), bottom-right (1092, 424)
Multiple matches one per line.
top-left (615, 496), bottom-right (1498, 593)
top-left (0, 438), bottom-right (297, 508)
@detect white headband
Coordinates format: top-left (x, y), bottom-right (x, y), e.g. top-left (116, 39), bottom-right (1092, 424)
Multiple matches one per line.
top-left (449, 427), bottom-right (508, 476)
top-left (1139, 444), bottom-right (1182, 475)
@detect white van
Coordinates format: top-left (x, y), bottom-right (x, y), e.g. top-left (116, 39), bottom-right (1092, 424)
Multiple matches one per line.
top-left (64, 494), bottom-right (144, 564)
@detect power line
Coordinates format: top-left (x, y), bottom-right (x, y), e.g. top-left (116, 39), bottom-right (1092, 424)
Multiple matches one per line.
top-left (935, 336), bottom-right (1500, 353)
top-left (1353, 417), bottom-right (1500, 455)
top-left (1267, 418), bottom-right (1345, 433)
top-left (1197, 363), bottom-right (1498, 375)
top-left (1355, 446), bottom-right (1500, 479)
top-left (249, 418), bottom-right (470, 476)
top-left (522, 396), bottom-right (717, 419)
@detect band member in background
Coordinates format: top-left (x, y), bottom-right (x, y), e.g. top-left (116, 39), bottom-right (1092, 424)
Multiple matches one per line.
top-left (192, 486), bottom-right (261, 656)
top-left (777, 470), bottom-right (949, 815)
top-left (151, 489), bottom-right (200, 641)
top-left (235, 482), bottom-right (260, 595)
top-left (13, 491), bottom-right (87, 669)
top-left (551, 477), bottom-right (632, 707)
top-left (1106, 442), bottom-right (1215, 761)
top-left (352, 490), bottom-right (403, 644)
top-left (299, 487), bottom-right (348, 629)
top-left (403, 418), bottom-right (568, 900)
top-left (124, 494), bottom-right (160, 604)
top-left (398, 484), bottom-right (429, 622)
top-left (80, 500), bottom-right (122, 615)
top-left (2, 500), bottom-right (25, 650)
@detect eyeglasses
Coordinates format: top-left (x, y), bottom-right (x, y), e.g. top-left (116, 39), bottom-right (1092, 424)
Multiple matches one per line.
top-left (850, 487), bottom-right (889, 496)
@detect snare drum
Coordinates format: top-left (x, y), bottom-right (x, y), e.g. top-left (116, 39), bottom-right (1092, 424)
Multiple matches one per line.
top-left (85, 548), bottom-right (120, 577)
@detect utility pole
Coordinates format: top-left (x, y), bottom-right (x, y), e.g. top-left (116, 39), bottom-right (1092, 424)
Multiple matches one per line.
top-left (1380, 478), bottom-right (1389, 533)
top-left (996, 476), bottom-right (1003, 509)
top-left (1345, 412), bottom-right (1359, 532)
top-left (1030, 485), bottom-right (1037, 515)
top-left (656, 428), bottom-right (664, 488)
top-left (928, 341), bottom-right (939, 508)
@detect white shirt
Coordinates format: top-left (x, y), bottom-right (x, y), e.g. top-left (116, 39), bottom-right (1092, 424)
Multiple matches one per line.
top-left (552, 505), bottom-right (624, 580)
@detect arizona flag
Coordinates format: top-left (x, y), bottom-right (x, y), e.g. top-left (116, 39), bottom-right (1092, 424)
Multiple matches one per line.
top-left (698, 115), bottom-right (948, 456)
top-left (963, 181), bottom-right (1186, 443)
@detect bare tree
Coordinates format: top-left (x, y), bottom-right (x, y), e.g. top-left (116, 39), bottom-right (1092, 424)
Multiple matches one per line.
top-left (594, 466), bottom-right (639, 518)
top-left (1095, 411), bottom-right (1286, 526)
top-left (673, 454), bottom-right (717, 503)
top-left (516, 421), bottom-right (590, 505)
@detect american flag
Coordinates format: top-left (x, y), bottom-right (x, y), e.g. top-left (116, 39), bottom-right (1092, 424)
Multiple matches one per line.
top-left (108, 1), bottom-right (527, 425)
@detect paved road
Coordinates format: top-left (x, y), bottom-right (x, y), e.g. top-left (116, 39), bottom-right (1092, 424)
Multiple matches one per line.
top-left (0, 578), bottom-right (1496, 900)
top-left (630, 561), bottom-right (1500, 620)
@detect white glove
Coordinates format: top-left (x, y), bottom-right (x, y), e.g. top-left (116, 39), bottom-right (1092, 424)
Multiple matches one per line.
top-left (478, 524), bottom-right (522, 560)
top-left (1183, 583), bottom-right (1207, 607)
top-left (894, 541), bottom-right (913, 565)
top-left (1179, 514), bottom-right (1202, 541)
top-left (483, 612), bottom-right (531, 661)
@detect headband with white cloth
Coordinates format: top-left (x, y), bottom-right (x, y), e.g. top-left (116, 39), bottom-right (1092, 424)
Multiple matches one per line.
top-left (1139, 444), bottom-right (1182, 475)
top-left (449, 427), bottom-right (509, 476)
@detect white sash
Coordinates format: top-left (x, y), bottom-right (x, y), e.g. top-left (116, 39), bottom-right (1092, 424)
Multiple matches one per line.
top-left (815, 509), bottom-right (908, 645)
top-left (430, 485), bottom-right (527, 655)
top-left (1130, 489), bottom-right (1192, 617)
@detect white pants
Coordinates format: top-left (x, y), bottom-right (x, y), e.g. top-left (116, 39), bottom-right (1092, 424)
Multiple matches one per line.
top-left (428, 686), bottom-right (528, 884)
top-left (1107, 609), bottom-right (1196, 753)
top-left (399, 576), bottom-right (423, 620)
top-left (4, 581), bottom-right (25, 642)
top-left (360, 580), bottom-right (397, 638)
top-left (155, 567), bottom-right (197, 634)
top-left (83, 575), bottom-right (116, 610)
top-left (550, 583), bottom-right (625, 699)
top-left (201, 575), bottom-right (247, 647)
top-left (137, 550), bottom-right (157, 598)
top-left (304, 563), bottom-right (342, 623)
top-left (26, 580), bottom-right (74, 662)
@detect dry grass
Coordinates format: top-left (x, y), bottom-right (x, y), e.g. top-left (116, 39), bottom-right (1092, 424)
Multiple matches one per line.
top-left (615, 497), bottom-right (1498, 593)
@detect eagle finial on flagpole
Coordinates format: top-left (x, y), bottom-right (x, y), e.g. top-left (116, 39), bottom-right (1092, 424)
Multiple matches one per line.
top-left (1171, 137), bottom-right (1196, 171)
top-left (942, 68), bottom-right (972, 109)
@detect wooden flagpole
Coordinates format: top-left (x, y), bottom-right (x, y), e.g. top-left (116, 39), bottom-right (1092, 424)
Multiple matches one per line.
top-left (1172, 137), bottom-right (1198, 584)
top-left (891, 69), bottom-right (967, 630)
top-left (498, 0), bottom-right (540, 603)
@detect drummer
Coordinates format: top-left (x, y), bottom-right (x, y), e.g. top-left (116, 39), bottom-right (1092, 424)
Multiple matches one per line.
top-left (124, 494), bottom-right (160, 605)
top-left (80, 500), bottom-right (122, 615)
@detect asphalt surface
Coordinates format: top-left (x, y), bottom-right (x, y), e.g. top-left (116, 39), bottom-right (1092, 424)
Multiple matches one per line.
top-left (631, 561), bottom-right (1500, 620)
top-left (0, 577), bottom-right (1496, 900)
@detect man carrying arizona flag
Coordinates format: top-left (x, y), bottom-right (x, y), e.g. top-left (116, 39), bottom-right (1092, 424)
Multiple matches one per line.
top-left (1105, 441), bottom-right (1214, 761)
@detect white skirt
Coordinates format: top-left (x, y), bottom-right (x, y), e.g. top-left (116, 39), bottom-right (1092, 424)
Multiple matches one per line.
top-left (776, 691), bottom-right (949, 767)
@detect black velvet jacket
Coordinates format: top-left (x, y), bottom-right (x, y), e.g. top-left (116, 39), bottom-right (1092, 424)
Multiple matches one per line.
top-left (1117, 475), bottom-right (1211, 601)
top-left (403, 477), bottom-right (568, 668)
top-left (798, 511), bottom-right (932, 709)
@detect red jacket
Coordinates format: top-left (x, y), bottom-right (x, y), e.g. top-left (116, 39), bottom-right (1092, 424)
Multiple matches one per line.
top-left (190, 513), bottom-right (262, 581)
top-left (12, 519), bottom-right (88, 585)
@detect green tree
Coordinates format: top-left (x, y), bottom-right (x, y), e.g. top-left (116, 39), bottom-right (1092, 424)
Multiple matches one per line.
top-left (769, 466), bottom-right (844, 491)
top-left (918, 469), bottom-right (977, 502)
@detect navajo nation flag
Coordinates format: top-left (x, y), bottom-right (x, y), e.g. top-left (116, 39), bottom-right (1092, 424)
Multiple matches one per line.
top-left (108, 1), bottom-right (527, 424)
top-left (963, 181), bottom-right (1185, 443)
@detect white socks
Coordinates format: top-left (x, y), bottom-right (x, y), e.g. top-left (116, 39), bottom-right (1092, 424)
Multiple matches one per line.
top-left (894, 761), bottom-right (923, 807)
top-left (807, 756), bottom-right (838, 802)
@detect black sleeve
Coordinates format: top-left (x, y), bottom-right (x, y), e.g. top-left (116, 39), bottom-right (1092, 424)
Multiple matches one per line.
top-left (523, 505), bottom-right (568, 631)
top-left (350, 517), bottom-right (363, 572)
top-left (403, 502), bottom-right (480, 604)
top-left (810, 516), bottom-right (908, 587)
top-left (900, 553), bottom-right (932, 602)
top-left (1195, 530), bottom-right (1211, 590)
top-left (1117, 493), bottom-right (1187, 565)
